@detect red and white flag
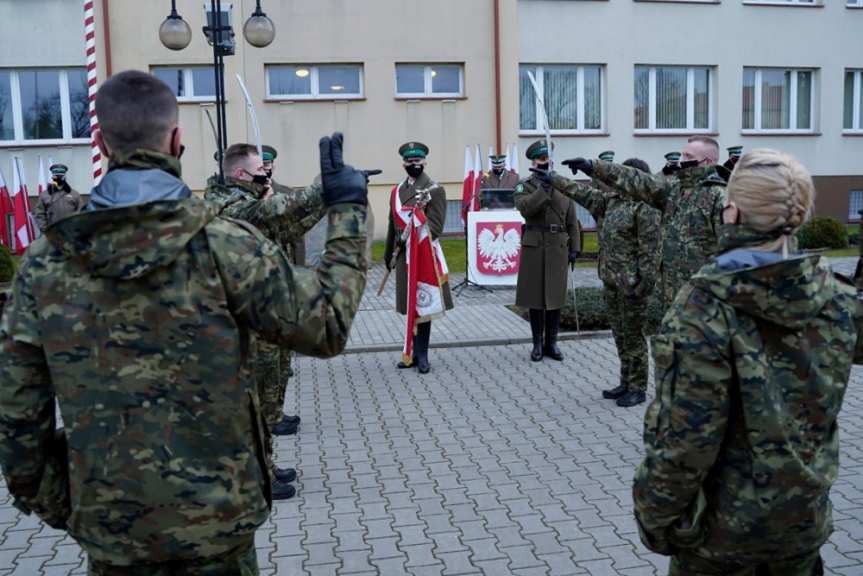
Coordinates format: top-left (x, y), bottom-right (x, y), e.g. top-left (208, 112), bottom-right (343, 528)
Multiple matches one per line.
top-left (11, 158), bottom-right (36, 255)
top-left (391, 184), bottom-right (449, 365)
top-left (510, 143), bottom-right (520, 175)
top-left (0, 167), bottom-right (13, 249)
top-left (472, 144), bottom-right (483, 212)
top-left (460, 145), bottom-right (474, 227)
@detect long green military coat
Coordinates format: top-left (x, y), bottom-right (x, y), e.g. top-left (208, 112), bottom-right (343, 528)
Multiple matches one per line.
top-left (514, 173), bottom-right (580, 310)
top-left (384, 172), bottom-right (454, 315)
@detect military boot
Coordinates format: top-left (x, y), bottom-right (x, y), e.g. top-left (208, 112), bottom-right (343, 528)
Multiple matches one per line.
top-left (272, 478), bottom-right (297, 500)
top-left (397, 334), bottom-right (418, 369)
top-left (544, 309), bottom-right (564, 361)
top-left (415, 321), bottom-right (432, 374)
top-left (274, 467), bottom-right (297, 483)
top-left (273, 414), bottom-right (300, 436)
top-left (529, 309), bottom-right (544, 362)
top-left (602, 385), bottom-right (628, 400)
top-left (617, 390), bottom-right (646, 407)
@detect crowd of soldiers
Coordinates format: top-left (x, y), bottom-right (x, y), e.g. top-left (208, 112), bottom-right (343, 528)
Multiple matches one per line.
top-left (0, 69), bottom-right (861, 576)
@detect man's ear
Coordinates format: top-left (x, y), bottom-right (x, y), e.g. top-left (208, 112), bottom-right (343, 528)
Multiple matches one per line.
top-left (93, 129), bottom-right (111, 159)
top-left (170, 127), bottom-right (184, 158)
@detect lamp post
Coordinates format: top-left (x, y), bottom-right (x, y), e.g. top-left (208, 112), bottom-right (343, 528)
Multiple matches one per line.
top-left (159, 0), bottom-right (276, 183)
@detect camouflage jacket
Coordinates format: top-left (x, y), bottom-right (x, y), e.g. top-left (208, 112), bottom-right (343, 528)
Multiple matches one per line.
top-left (634, 223), bottom-right (863, 564)
top-left (552, 174), bottom-right (660, 298)
top-left (204, 175), bottom-right (325, 247)
top-left (592, 161), bottom-right (725, 310)
top-left (0, 154), bottom-right (367, 565)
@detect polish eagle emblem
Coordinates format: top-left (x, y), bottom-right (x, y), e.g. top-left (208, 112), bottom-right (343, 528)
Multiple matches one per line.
top-left (478, 223), bottom-right (521, 273)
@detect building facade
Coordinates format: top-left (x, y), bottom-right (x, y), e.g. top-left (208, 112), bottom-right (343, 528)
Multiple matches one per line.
top-left (518, 0), bottom-right (863, 226)
top-left (1, 0), bottom-right (861, 239)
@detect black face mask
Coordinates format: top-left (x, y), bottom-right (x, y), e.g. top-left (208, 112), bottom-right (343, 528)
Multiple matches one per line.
top-left (251, 174), bottom-right (270, 186)
top-left (264, 169), bottom-right (273, 180)
top-left (405, 164), bottom-right (424, 179)
top-left (679, 159), bottom-right (700, 170)
top-left (535, 163), bottom-right (550, 171)
top-left (492, 168), bottom-right (505, 176)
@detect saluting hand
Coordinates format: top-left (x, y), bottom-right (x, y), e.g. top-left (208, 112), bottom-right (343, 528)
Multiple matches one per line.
top-left (561, 158), bottom-right (593, 177)
top-left (320, 132), bottom-right (368, 206)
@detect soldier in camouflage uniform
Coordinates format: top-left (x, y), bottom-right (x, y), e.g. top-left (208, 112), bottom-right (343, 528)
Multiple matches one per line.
top-left (549, 156), bottom-right (660, 407)
top-left (564, 136), bottom-right (726, 316)
top-left (205, 143), bottom-right (326, 500)
top-left (634, 149), bottom-right (863, 575)
top-left (0, 71), bottom-right (368, 574)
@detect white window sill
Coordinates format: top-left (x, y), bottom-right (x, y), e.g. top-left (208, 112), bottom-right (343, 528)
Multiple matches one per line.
top-left (0, 139), bottom-right (91, 148)
top-left (742, 1), bottom-right (823, 6)
top-left (842, 130), bottom-right (863, 136)
top-left (519, 130), bottom-right (609, 137)
top-left (634, 0), bottom-right (720, 4)
top-left (178, 97), bottom-right (218, 104)
top-left (265, 96), bottom-right (365, 103)
top-left (633, 130), bottom-right (717, 136)
top-left (741, 130), bottom-right (821, 136)
top-left (395, 94), bottom-right (465, 100)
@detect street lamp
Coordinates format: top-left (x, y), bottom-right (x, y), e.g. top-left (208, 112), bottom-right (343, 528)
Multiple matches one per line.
top-left (158, 0), bottom-right (276, 183)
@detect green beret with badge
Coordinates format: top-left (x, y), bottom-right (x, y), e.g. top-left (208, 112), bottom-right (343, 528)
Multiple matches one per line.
top-left (49, 164), bottom-right (69, 177)
top-left (598, 151), bottom-right (615, 162)
top-left (525, 140), bottom-right (553, 160)
top-left (262, 145), bottom-right (278, 163)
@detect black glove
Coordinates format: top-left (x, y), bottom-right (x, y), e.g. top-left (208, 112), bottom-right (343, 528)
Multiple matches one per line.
top-left (569, 252), bottom-right (579, 264)
top-left (320, 132), bottom-right (368, 206)
top-left (561, 158), bottom-right (593, 177)
top-left (528, 167), bottom-right (554, 184)
top-left (362, 169), bottom-right (383, 183)
top-left (662, 163), bottom-right (680, 176)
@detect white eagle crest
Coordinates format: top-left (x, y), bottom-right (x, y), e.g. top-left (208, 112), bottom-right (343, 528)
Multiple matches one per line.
top-left (478, 224), bottom-right (521, 272)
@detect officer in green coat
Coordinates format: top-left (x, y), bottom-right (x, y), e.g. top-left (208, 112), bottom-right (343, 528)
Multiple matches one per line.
top-left (551, 153), bottom-right (660, 407)
top-left (0, 70), bottom-right (368, 574)
top-left (515, 140), bottom-right (580, 362)
top-left (384, 142), bottom-right (454, 374)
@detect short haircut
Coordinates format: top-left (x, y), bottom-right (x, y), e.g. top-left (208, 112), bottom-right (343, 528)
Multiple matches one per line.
top-left (223, 143), bottom-right (259, 175)
top-left (623, 158), bottom-right (651, 174)
top-left (95, 70), bottom-right (178, 155)
top-left (687, 136), bottom-right (720, 163)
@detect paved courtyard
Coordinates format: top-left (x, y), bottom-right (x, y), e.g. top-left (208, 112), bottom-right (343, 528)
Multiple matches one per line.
top-left (2, 259), bottom-right (863, 575)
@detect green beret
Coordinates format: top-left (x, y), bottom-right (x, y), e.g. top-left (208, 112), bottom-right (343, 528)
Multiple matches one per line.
top-left (664, 151), bottom-right (681, 163)
top-left (262, 145), bottom-right (277, 162)
top-left (598, 151), bottom-right (615, 162)
top-left (399, 141), bottom-right (429, 160)
top-left (490, 155), bottom-right (506, 166)
top-left (49, 164), bottom-right (68, 176)
top-left (525, 140), bottom-right (553, 160)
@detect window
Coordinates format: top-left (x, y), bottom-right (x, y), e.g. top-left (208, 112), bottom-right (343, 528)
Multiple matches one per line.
top-left (0, 68), bottom-right (90, 145)
top-left (519, 64), bottom-right (604, 134)
top-left (743, 68), bottom-right (816, 132)
top-left (444, 200), bottom-right (464, 234)
top-left (266, 64), bottom-right (363, 100)
top-left (844, 70), bottom-right (863, 132)
top-left (634, 66), bottom-right (713, 133)
top-left (575, 205), bottom-right (597, 231)
top-left (151, 66), bottom-right (216, 102)
top-left (850, 0), bottom-right (863, 6)
top-left (849, 191), bottom-right (863, 222)
top-left (744, 0), bottom-right (817, 4)
top-left (396, 64), bottom-right (463, 98)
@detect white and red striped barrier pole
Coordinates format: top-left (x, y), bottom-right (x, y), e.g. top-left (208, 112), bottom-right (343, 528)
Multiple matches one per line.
top-left (84, 0), bottom-right (102, 183)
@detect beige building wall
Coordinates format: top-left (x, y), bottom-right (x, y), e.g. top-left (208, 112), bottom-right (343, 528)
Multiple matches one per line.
top-left (106, 0), bottom-right (519, 239)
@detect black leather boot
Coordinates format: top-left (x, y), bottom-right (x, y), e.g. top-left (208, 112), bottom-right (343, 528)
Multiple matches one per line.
top-left (602, 384), bottom-right (628, 400)
top-left (529, 309), bottom-right (544, 362)
top-left (544, 309), bottom-right (564, 361)
top-left (415, 321), bottom-right (432, 374)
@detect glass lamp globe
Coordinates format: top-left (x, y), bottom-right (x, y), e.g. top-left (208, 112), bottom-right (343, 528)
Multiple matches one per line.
top-left (243, 13), bottom-right (275, 48)
top-left (159, 16), bottom-right (192, 51)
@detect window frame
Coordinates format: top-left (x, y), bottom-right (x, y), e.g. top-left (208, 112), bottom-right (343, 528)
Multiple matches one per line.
top-left (849, 190), bottom-right (863, 223)
top-left (519, 63), bottom-right (607, 136)
top-left (395, 63), bottom-right (464, 99)
top-left (850, 0), bottom-right (863, 7)
top-left (265, 64), bottom-right (365, 101)
top-left (743, 0), bottom-right (820, 5)
top-left (844, 69), bottom-right (863, 134)
top-left (0, 68), bottom-right (91, 147)
top-left (150, 66), bottom-right (218, 103)
top-left (742, 67), bottom-right (817, 134)
top-left (633, 65), bottom-right (715, 135)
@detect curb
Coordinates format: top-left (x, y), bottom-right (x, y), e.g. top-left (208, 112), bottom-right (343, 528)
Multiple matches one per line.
top-left (344, 330), bottom-right (612, 355)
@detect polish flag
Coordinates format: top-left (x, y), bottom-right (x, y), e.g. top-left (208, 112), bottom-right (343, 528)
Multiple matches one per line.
top-left (473, 143), bottom-right (482, 211)
top-left (510, 143), bottom-right (520, 175)
top-left (460, 145), bottom-right (474, 227)
top-left (11, 158), bottom-right (36, 255)
top-left (0, 167), bottom-right (13, 249)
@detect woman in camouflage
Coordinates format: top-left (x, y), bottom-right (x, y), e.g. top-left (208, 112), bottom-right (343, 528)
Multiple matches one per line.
top-left (633, 149), bottom-right (863, 575)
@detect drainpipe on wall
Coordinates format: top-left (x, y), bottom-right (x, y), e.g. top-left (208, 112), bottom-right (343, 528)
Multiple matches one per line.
top-left (493, 0), bottom-right (502, 154)
top-left (101, 0), bottom-right (113, 77)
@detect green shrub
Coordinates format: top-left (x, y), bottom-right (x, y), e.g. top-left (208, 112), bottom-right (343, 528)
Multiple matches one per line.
top-left (797, 217), bottom-right (848, 250)
top-left (561, 286), bottom-right (665, 333)
top-left (0, 245), bottom-right (14, 283)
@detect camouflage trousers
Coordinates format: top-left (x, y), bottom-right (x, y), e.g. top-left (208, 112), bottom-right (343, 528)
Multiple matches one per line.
top-left (603, 284), bottom-right (648, 393)
top-left (87, 541), bottom-right (258, 575)
top-left (670, 548), bottom-right (823, 576)
top-left (252, 339), bottom-right (287, 476)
